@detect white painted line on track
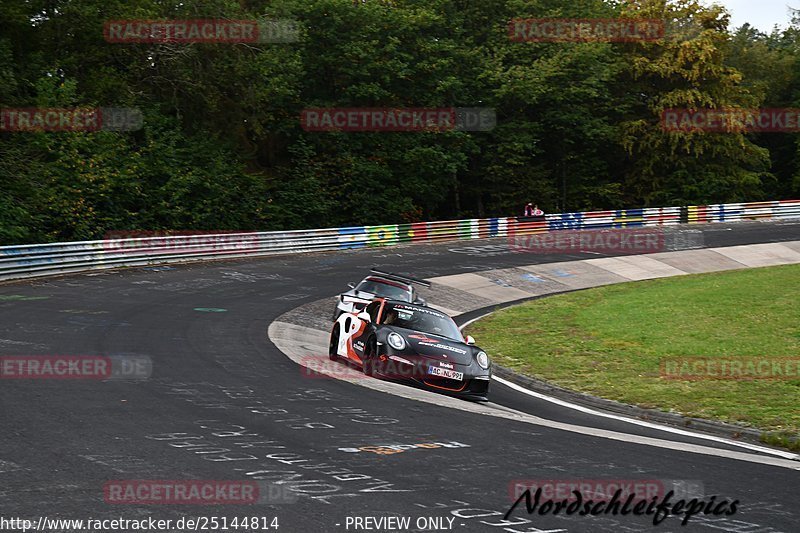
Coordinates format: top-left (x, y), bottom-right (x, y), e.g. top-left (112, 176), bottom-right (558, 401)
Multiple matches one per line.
top-left (460, 311), bottom-right (800, 461)
top-left (493, 375), bottom-right (799, 460)
top-left (271, 321), bottom-right (800, 470)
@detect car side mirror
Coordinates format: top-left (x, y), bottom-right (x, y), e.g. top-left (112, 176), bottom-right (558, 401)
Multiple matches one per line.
top-left (413, 297), bottom-right (426, 305)
top-left (465, 335), bottom-right (476, 345)
top-left (347, 282), bottom-right (356, 289)
top-left (357, 312), bottom-right (371, 322)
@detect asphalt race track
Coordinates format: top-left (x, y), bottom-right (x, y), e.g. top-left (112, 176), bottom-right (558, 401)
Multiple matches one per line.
top-left (1, 221), bottom-right (799, 533)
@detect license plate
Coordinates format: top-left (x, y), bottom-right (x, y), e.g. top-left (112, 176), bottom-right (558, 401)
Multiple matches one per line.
top-left (427, 366), bottom-right (464, 381)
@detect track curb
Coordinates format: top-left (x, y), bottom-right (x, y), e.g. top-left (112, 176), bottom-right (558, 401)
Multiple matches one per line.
top-left (454, 293), bottom-right (787, 452)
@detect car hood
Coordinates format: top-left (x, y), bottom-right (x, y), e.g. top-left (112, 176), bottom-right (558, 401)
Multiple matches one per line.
top-left (385, 327), bottom-right (472, 364)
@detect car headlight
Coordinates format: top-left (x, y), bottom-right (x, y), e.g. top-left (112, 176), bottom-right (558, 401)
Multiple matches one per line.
top-left (476, 351), bottom-right (490, 369)
top-left (387, 332), bottom-right (406, 350)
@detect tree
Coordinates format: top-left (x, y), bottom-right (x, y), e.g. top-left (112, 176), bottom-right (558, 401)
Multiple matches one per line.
top-left (617, 0), bottom-right (771, 205)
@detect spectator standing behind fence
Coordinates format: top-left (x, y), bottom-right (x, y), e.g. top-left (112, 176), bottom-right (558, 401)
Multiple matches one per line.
top-left (524, 203), bottom-right (534, 216)
top-left (523, 203), bottom-right (545, 217)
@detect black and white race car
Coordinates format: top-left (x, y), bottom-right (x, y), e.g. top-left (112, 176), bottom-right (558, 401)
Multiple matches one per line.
top-left (332, 269), bottom-right (430, 320)
top-left (328, 298), bottom-right (491, 401)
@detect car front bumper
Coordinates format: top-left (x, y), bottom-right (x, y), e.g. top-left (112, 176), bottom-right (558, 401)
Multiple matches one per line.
top-left (370, 352), bottom-right (491, 401)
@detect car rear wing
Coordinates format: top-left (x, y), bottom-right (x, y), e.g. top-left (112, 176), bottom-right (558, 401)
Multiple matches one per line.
top-left (370, 268), bottom-right (431, 288)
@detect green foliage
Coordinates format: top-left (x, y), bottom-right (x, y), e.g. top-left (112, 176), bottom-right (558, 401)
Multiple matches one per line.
top-left (1, 0), bottom-right (799, 244)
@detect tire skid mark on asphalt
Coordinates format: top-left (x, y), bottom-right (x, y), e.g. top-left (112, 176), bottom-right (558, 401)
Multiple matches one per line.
top-left (0, 459), bottom-right (25, 473)
top-left (79, 454), bottom-right (158, 474)
top-left (0, 338), bottom-right (49, 349)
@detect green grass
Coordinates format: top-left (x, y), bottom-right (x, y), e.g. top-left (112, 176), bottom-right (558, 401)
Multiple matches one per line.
top-left (466, 264), bottom-right (800, 448)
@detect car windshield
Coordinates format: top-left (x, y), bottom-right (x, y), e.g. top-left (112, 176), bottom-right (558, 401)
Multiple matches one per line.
top-left (382, 304), bottom-right (462, 342)
top-left (355, 280), bottom-right (411, 301)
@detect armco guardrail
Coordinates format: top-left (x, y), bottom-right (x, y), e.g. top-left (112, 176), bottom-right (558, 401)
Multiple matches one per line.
top-left (1, 200), bottom-right (798, 282)
top-left (686, 201), bottom-right (800, 223)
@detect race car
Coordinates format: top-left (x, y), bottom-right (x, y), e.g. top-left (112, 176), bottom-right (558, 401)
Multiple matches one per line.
top-left (332, 269), bottom-right (430, 320)
top-left (328, 298), bottom-right (491, 400)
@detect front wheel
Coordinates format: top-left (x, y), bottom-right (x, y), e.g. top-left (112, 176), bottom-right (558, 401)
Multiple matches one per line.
top-left (362, 338), bottom-right (378, 377)
top-left (328, 327), bottom-right (340, 361)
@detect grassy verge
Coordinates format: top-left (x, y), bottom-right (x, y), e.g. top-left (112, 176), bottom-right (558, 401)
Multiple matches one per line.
top-left (466, 264), bottom-right (800, 449)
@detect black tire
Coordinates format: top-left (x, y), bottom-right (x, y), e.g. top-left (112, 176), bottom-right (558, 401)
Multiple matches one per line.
top-left (328, 327), bottom-right (340, 361)
top-left (362, 337), bottom-right (377, 377)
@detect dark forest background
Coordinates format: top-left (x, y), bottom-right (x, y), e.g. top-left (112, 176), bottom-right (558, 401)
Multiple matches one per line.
top-left (2, 0), bottom-right (799, 244)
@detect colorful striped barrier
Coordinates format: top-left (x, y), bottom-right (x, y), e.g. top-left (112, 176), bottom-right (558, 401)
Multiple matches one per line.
top-left (0, 200), bottom-right (796, 282)
top-left (688, 199), bottom-right (800, 224)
